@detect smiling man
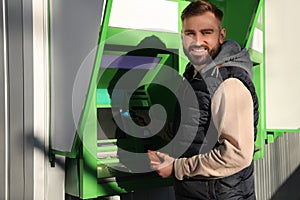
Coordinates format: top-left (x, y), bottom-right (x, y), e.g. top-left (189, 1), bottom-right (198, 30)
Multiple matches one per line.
top-left (182, 10), bottom-right (225, 69)
top-left (149, 1), bottom-right (259, 199)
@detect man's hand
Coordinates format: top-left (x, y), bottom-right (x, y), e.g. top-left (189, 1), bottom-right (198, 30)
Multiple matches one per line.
top-left (148, 151), bottom-right (175, 178)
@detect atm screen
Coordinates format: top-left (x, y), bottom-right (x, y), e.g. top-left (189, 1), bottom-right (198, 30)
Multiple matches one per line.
top-left (101, 54), bottom-right (162, 70)
top-left (97, 54), bottom-right (162, 91)
top-left (97, 54), bottom-right (164, 139)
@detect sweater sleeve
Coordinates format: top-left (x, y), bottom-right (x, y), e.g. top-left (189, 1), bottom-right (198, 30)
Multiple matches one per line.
top-left (174, 78), bottom-right (254, 180)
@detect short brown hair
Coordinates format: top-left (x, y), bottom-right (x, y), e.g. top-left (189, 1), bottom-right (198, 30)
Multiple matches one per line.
top-left (181, 0), bottom-right (223, 23)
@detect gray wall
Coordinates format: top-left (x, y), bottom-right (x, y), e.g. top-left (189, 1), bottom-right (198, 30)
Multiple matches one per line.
top-left (0, 0), bottom-right (34, 199)
top-left (23, 0), bottom-right (34, 198)
top-left (0, 1), bottom-right (5, 199)
top-left (254, 132), bottom-right (300, 200)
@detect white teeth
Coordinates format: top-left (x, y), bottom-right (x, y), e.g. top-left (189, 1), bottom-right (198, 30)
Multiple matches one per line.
top-left (193, 49), bottom-right (206, 52)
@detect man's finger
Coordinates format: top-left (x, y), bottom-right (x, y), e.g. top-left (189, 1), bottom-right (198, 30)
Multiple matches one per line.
top-left (156, 151), bottom-right (170, 160)
top-left (150, 160), bottom-right (161, 165)
top-left (150, 164), bottom-right (159, 170)
top-left (148, 150), bottom-right (161, 163)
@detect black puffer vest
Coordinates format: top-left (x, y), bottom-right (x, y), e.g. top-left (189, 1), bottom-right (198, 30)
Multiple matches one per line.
top-left (173, 64), bottom-right (259, 200)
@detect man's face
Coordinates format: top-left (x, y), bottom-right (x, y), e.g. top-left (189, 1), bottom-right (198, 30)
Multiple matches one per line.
top-left (181, 12), bottom-right (226, 68)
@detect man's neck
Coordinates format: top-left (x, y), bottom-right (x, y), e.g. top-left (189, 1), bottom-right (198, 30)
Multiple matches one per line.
top-left (193, 64), bottom-right (208, 72)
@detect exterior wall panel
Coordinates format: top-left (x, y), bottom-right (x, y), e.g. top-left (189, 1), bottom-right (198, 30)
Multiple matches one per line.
top-left (0, 1), bottom-right (6, 199)
top-left (255, 132), bottom-right (300, 200)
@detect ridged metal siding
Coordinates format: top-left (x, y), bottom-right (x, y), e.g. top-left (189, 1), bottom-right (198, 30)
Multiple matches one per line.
top-left (254, 132), bottom-right (300, 200)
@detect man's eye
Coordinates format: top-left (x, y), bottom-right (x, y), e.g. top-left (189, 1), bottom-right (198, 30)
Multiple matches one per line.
top-left (202, 31), bottom-right (212, 35)
top-left (186, 32), bottom-right (195, 36)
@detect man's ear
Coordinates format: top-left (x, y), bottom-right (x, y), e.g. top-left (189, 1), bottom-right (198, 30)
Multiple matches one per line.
top-left (181, 29), bottom-right (184, 40)
top-left (219, 28), bottom-right (226, 44)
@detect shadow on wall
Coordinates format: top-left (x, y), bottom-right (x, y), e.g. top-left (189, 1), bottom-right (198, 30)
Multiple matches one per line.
top-left (31, 134), bottom-right (120, 199)
top-left (271, 164), bottom-right (300, 200)
top-left (28, 134), bottom-right (65, 169)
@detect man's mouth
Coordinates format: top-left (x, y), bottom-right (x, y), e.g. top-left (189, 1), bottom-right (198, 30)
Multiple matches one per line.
top-left (190, 47), bottom-right (208, 56)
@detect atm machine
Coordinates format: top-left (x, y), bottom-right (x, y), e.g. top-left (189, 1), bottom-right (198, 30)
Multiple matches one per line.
top-left (48, 0), bottom-right (264, 199)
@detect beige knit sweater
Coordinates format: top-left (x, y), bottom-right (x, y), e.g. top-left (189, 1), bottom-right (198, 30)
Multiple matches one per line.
top-left (174, 77), bottom-right (254, 180)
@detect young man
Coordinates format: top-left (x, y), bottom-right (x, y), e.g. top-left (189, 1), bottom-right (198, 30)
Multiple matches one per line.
top-left (149, 0), bottom-right (259, 199)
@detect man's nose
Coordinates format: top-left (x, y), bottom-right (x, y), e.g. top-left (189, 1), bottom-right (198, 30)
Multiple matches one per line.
top-left (194, 34), bottom-right (205, 46)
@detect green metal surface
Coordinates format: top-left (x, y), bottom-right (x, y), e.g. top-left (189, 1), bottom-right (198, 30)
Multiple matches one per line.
top-left (253, 63), bottom-right (265, 160)
top-left (249, 49), bottom-right (263, 65)
top-left (267, 129), bottom-right (300, 133)
top-left (80, 96), bottom-right (98, 198)
top-left (82, 0), bottom-right (114, 197)
top-left (217, 0), bottom-right (260, 48)
top-left (266, 131), bottom-right (284, 144)
top-left (265, 129), bottom-right (300, 144)
top-left (245, 0), bottom-right (264, 49)
top-left (66, 0), bottom-right (114, 199)
top-left (178, 1), bottom-right (190, 75)
top-left (258, 0), bottom-right (267, 155)
top-left (105, 27), bottom-right (180, 49)
top-left (251, 0), bottom-right (266, 160)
